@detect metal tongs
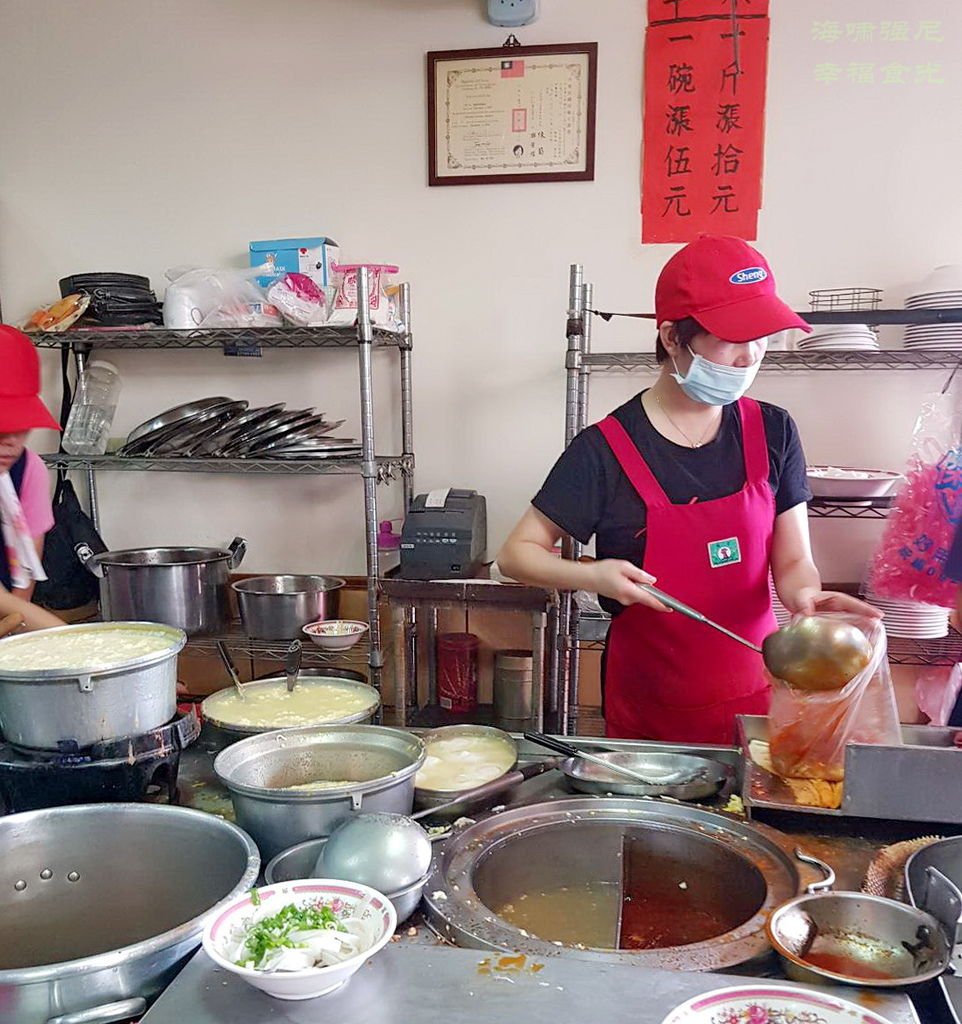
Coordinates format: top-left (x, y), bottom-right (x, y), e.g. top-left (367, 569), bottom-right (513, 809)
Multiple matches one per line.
top-left (216, 640), bottom-right (247, 701)
top-left (525, 732), bottom-right (678, 787)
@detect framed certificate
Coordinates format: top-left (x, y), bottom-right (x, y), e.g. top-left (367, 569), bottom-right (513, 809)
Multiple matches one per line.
top-left (427, 42), bottom-right (598, 187)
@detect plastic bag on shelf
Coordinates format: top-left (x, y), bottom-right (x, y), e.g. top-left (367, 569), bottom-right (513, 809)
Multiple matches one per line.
top-left (266, 272), bottom-right (330, 327)
top-left (327, 262), bottom-right (402, 330)
top-left (867, 381), bottom-right (962, 608)
top-left (915, 664), bottom-right (962, 726)
top-left (163, 266), bottom-right (283, 330)
top-left (768, 613), bottom-right (901, 781)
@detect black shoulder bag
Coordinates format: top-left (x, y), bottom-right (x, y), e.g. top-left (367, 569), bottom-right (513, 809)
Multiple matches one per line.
top-left (32, 347), bottom-right (109, 610)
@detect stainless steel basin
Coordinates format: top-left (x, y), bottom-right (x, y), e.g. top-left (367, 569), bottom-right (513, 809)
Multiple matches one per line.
top-left (423, 798), bottom-right (812, 971)
top-left (0, 803), bottom-right (260, 1022)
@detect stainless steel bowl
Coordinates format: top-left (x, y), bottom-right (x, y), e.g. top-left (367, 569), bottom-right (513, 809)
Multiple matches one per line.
top-left (767, 890), bottom-right (953, 988)
top-left (414, 724), bottom-right (518, 811)
top-left (263, 838), bottom-right (428, 923)
top-left (213, 724), bottom-right (426, 860)
top-left (264, 837), bottom-right (329, 883)
top-left (232, 575), bottom-right (345, 640)
top-left (560, 750), bottom-right (731, 800)
top-left (0, 803), bottom-right (259, 1022)
top-left (385, 873), bottom-right (430, 923)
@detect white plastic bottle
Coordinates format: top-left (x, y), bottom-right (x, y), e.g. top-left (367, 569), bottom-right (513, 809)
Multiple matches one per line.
top-left (62, 361), bottom-right (121, 455)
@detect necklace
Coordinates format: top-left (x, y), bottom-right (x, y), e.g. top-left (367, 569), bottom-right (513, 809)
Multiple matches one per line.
top-left (651, 393), bottom-right (720, 449)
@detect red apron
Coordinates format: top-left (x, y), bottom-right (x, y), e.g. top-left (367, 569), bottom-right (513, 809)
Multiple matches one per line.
top-left (599, 397), bottom-right (776, 744)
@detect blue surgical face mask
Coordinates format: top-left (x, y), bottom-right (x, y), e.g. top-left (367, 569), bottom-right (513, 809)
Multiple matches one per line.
top-left (670, 350), bottom-right (762, 406)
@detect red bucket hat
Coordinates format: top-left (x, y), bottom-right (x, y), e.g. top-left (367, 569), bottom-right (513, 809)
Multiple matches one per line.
top-left (0, 325), bottom-right (61, 433)
top-left (655, 235), bottom-right (811, 343)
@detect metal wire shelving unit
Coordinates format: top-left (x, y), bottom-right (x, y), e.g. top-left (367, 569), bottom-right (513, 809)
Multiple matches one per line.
top-left (582, 349), bottom-right (962, 373)
top-left (555, 266), bottom-right (962, 729)
top-left (30, 324), bottom-right (409, 351)
top-left (186, 629), bottom-right (372, 672)
top-left (41, 453), bottom-right (414, 482)
top-left (39, 270), bottom-right (415, 692)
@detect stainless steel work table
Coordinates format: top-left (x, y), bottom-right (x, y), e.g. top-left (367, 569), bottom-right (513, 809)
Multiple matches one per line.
top-left (141, 942), bottom-right (919, 1024)
top-left (172, 727), bottom-right (960, 1023)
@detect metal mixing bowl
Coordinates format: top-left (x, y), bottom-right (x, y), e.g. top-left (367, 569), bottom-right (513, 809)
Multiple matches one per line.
top-left (232, 575), bottom-right (345, 640)
top-left (0, 803), bottom-right (259, 1021)
top-left (560, 750), bottom-right (731, 800)
top-left (767, 890), bottom-right (953, 988)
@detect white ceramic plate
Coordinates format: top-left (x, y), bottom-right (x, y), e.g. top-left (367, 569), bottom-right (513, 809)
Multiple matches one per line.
top-left (660, 984), bottom-right (895, 1024)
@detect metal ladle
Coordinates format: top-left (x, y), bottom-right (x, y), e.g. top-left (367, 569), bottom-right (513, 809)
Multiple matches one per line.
top-left (285, 639), bottom-right (302, 693)
top-left (216, 640), bottom-right (247, 701)
top-left (316, 759), bottom-right (563, 889)
top-left (639, 584), bottom-right (873, 691)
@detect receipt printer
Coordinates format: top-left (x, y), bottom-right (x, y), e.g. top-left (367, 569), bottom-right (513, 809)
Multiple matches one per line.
top-left (399, 488), bottom-right (487, 580)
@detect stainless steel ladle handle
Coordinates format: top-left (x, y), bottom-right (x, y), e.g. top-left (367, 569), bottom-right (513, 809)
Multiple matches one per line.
top-left (795, 847), bottom-right (836, 894)
top-left (639, 584), bottom-right (763, 653)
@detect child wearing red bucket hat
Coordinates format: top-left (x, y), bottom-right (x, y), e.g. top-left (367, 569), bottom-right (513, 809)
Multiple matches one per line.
top-left (498, 235), bottom-right (880, 744)
top-left (0, 325), bottom-right (60, 604)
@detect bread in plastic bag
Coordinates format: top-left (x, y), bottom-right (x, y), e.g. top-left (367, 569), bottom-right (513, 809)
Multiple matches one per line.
top-left (768, 613), bottom-right (901, 782)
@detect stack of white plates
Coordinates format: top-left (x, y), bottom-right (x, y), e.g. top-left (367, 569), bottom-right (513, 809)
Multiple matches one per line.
top-left (864, 593), bottom-right (949, 639)
top-left (903, 265), bottom-right (962, 351)
top-left (796, 324), bottom-right (879, 351)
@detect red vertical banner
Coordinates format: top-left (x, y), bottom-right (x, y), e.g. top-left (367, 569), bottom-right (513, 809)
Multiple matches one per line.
top-left (641, 0), bottom-right (771, 243)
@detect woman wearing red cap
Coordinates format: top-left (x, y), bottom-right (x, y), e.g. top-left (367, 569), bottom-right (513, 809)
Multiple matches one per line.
top-left (499, 236), bottom-right (879, 744)
top-left (0, 325), bottom-right (63, 631)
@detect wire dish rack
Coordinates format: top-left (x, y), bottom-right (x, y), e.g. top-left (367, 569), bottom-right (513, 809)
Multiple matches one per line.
top-left (809, 287), bottom-right (884, 312)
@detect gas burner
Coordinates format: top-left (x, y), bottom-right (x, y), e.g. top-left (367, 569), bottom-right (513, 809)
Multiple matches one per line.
top-left (0, 709), bottom-right (200, 815)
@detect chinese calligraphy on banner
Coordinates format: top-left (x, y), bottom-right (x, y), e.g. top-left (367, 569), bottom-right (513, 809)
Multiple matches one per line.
top-left (641, 0), bottom-right (771, 243)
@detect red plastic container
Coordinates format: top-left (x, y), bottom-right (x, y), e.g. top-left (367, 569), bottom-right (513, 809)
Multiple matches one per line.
top-left (436, 632), bottom-right (480, 712)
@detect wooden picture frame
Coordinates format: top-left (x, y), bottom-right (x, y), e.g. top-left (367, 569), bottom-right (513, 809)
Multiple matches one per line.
top-left (427, 42), bottom-right (598, 187)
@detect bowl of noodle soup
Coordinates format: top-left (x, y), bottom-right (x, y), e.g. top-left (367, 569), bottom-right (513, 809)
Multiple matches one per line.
top-left (202, 879), bottom-right (396, 1000)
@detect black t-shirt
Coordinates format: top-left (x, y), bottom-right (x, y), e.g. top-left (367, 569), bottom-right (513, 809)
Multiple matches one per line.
top-left (532, 393), bottom-right (811, 615)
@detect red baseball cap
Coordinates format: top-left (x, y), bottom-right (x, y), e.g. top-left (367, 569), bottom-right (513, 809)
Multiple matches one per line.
top-left (0, 325), bottom-right (60, 433)
top-left (655, 235), bottom-right (811, 343)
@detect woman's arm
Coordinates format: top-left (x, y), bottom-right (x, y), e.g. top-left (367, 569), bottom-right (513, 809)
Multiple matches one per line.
top-left (497, 506), bottom-right (669, 610)
top-left (771, 503), bottom-right (881, 618)
top-left (11, 536), bottom-right (43, 603)
top-left (0, 587), bottom-right (64, 632)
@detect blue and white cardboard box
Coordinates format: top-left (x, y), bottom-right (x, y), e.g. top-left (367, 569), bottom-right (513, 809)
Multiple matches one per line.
top-left (249, 237), bottom-right (340, 289)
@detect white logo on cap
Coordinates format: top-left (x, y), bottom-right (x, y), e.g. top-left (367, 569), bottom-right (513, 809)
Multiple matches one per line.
top-left (730, 266), bottom-right (768, 285)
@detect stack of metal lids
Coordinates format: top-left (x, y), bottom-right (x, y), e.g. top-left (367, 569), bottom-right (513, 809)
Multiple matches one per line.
top-left (117, 397), bottom-right (359, 459)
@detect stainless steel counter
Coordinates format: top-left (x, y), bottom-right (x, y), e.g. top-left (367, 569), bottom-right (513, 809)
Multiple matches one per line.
top-left (141, 944), bottom-right (919, 1024)
top-left (170, 725), bottom-right (958, 1021)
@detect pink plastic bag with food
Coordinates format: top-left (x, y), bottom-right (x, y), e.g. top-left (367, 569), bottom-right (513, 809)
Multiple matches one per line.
top-left (868, 382), bottom-right (962, 607)
top-left (768, 614), bottom-right (901, 781)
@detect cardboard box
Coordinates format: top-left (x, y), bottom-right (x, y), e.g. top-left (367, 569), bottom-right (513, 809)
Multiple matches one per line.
top-left (249, 236), bottom-right (340, 290)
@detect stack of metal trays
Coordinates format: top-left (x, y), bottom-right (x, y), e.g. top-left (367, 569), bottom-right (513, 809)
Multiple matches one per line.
top-left (117, 398), bottom-right (359, 459)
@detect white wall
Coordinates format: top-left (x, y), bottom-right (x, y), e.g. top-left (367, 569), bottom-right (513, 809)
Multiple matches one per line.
top-left (1, 0), bottom-right (960, 583)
